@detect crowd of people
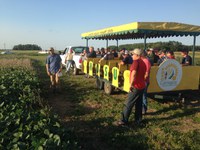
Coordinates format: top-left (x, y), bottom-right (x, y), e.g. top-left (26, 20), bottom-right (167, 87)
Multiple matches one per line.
top-left (45, 46), bottom-right (193, 126)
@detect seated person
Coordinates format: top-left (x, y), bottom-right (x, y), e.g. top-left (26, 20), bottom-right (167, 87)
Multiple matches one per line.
top-left (157, 50), bottom-right (167, 66)
top-left (87, 46), bottom-right (96, 58)
top-left (180, 49), bottom-right (192, 66)
top-left (153, 48), bottom-right (160, 64)
top-left (100, 48), bottom-right (105, 57)
top-left (118, 50), bottom-right (133, 65)
top-left (166, 50), bottom-right (175, 59)
top-left (111, 49), bottom-right (118, 58)
top-left (80, 49), bottom-right (88, 61)
top-left (99, 48), bottom-right (114, 62)
top-left (146, 48), bottom-right (154, 66)
top-left (118, 48), bottom-right (126, 60)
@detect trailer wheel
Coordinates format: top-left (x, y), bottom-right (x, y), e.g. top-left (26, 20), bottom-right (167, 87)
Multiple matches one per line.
top-left (96, 77), bottom-right (104, 90)
top-left (104, 82), bottom-right (113, 95)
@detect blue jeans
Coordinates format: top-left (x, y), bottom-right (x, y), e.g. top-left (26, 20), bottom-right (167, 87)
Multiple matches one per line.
top-left (143, 83), bottom-right (149, 113)
top-left (66, 60), bottom-right (73, 72)
top-left (121, 88), bottom-right (144, 123)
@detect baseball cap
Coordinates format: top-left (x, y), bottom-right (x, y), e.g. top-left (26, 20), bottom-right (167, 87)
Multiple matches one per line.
top-left (125, 50), bottom-right (129, 54)
top-left (49, 47), bottom-right (54, 51)
top-left (130, 48), bottom-right (142, 56)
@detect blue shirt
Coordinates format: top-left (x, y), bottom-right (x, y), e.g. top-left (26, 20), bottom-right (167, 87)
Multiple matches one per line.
top-left (158, 56), bottom-right (167, 66)
top-left (181, 55), bottom-right (192, 65)
top-left (46, 54), bottom-right (62, 74)
top-left (122, 55), bottom-right (133, 64)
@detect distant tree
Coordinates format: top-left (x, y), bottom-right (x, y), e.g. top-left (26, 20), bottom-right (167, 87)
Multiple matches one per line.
top-left (108, 41), bottom-right (200, 52)
top-left (13, 44), bottom-right (42, 50)
top-left (108, 46), bottom-right (118, 50)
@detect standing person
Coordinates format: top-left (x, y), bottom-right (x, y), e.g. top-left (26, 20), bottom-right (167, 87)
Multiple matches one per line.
top-left (141, 51), bottom-right (151, 114)
top-left (180, 49), bottom-right (192, 66)
top-left (46, 47), bottom-right (62, 92)
top-left (65, 49), bottom-right (74, 74)
top-left (117, 48), bottom-right (146, 126)
top-left (87, 46), bottom-right (96, 58)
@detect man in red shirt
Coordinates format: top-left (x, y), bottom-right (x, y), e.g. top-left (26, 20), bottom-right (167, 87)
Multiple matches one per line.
top-left (117, 48), bottom-right (146, 126)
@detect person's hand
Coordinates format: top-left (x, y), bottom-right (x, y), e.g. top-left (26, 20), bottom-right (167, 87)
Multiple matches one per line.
top-left (59, 68), bottom-right (62, 73)
top-left (130, 86), bottom-right (134, 92)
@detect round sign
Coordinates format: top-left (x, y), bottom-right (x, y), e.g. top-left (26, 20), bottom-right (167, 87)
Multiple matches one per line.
top-left (156, 59), bottom-right (182, 91)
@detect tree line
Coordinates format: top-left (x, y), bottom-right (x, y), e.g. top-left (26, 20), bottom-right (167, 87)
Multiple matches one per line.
top-left (109, 41), bottom-right (200, 51)
top-left (13, 44), bottom-right (42, 50)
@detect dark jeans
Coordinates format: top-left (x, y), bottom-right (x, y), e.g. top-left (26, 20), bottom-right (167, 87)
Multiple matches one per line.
top-left (121, 88), bottom-right (144, 123)
top-left (143, 82), bottom-right (149, 113)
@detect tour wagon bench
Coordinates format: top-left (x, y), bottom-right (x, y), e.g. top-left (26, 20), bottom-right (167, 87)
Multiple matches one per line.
top-left (81, 22), bottom-right (200, 101)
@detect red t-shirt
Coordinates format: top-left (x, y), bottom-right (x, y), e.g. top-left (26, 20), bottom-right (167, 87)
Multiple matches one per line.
top-left (141, 58), bottom-right (151, 83)
top-left (130, 59), bottom-right (146, 89)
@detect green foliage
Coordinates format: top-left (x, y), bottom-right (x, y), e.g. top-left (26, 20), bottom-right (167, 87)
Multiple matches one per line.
top-left (0, 68), bottom-right (78, 149)
top-left (109, 41), bottom-right (200, 51)
top-left (13, 44), bottom-right (42, 50)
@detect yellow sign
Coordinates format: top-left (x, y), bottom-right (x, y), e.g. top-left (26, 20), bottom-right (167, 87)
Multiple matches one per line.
top-left (103, 65), bottom-right (109, 81)
top-left (83, 60), bottom-right (88, 74)
top-left (123, 70), bottom-right (130, 92)
top-left (112, 67), bottom-right (119, 87)
top-left (89, 61), bottom-right (93, 76)
top-left (156, 59), bottom-right (182, 91)
top-left (95, 64), bottom-right (101, 77)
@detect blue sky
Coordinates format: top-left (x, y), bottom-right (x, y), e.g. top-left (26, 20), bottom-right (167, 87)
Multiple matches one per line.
top-left (0, 0), bottom-right (200, 50)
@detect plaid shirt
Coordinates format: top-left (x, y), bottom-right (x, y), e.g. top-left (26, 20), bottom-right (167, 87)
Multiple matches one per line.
top-left (158, 56), bottom-right (167, 66)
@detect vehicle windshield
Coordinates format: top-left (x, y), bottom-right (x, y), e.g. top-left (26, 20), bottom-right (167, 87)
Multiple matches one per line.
top-left (72, 47), bottom-right (89, 53)
top-left (63, 47), bottom-right (89, 54)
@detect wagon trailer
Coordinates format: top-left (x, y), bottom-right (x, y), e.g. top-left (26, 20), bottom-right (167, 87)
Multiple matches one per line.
top-left (81, 22), bottom-right (200, 101)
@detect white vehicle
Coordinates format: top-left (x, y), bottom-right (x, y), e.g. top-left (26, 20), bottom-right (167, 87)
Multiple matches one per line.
top-left (1, 50), bottom-right (13, 54)
top-left (38, 50), bottom-right (48, 54)
top-left (60, 46), bottom-right (89, 75)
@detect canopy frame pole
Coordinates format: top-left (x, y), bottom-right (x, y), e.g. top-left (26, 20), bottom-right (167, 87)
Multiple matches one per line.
top-left (144, 34), bottom-right (147, 50)
top-left (116, 39), bottom-right (119, 51)
top-left (86, 39), bottom-right (89, 47)
top-left (106, 39), bottom-right (108, 48)
top-left (192, 35), bottom-right (196, 65)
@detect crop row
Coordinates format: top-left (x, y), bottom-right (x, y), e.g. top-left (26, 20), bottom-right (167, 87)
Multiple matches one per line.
top-left (0, 68), bottom-right (78, 149)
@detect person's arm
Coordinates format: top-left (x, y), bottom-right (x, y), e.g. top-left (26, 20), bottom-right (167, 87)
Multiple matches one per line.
top-left (145, 60), bottom-right (151, 80)
top-left (119, 61), bottom-right (125, 65)
top-left (99, 54), bottom-right (106, 63)
top-left (46, 64), bottom-right (51, 76)
top-left (130, 70), bottom-right (136, 91)
top-left (59, 62), bottom-right (62, 73)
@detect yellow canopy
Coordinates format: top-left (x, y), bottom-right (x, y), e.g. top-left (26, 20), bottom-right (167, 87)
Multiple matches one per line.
top-left (81, 22), bottom-right (200, 40)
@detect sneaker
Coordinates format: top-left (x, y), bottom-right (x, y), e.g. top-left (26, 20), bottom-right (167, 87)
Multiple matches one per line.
top-left (114, 121), bottom-right (127, 127)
